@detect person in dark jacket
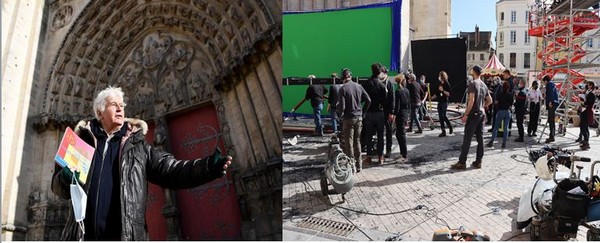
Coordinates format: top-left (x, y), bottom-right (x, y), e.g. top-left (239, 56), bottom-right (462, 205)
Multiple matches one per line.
top-left (514, 79), bottom-right (528, 142)
top-left (338, 68), bottom-right (371, 172)
top-left (542, 75), bottom-right (559, 143)
top-left (579, 81), bottom-right (596, 150)
top-left (328, 81), bottom-right (342, 134)
top-left (361, 63), bottom-right (387, 164)
top-left (305, 81), bottom-right (328, 136)
top-left (431, 71), bottom-right (453, 137)
top-left (379, 66), bottom-right (395, 158)
top-left (393, 74), bottom-right (410, 161)
top-left (407, 73), bottom-right (423, 133)
top-left (52, 86), bottom-right (232, 241)
top-left (487, 80), bottom-right (513, 148)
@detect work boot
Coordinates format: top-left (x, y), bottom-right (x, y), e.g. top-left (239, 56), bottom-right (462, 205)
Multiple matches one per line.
top-left (545, 137), bottom-right (555, 143)
top-left (471, 161), bottom-right (482, 169)
top-left (581, 142), bottom-right (590, 150)
top-left (486, 142), bottom-right (493, 148)
top-left (415, 129), bottom-right (423, 134)
top-left (515, 137), bottom-right (524, 142)
top-left (448, 126), bottom-right (453, 134)
top-left (438, 132), bottom-right (447, 137)
top-left (575, 137), bottom-right (583, 143)
top-left (407, 128), bottom-right (413, 133)
top-left (450, 162), bottom-right (466, 170)
top-left (501, 143), bottom-right (506, 149)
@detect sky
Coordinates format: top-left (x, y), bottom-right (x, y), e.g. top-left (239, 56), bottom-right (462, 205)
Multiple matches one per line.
top-left (451, 0), bottom-right (498, 47)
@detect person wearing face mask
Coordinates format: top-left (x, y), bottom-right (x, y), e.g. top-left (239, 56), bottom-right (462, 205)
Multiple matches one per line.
top-left (431, 71), bottom-right (453, 137)
top-left (579, 81), bottom-right (596, 150)
top-left (527, 80), bottom-right (542, 137)
top-left (542, 75), bottom-right (559, 143)
top-left (513, 79), bottom-right (528, 142)
top-left (379, 66), bottom-right (395, 158)
top-left (451, 66), bottom-right (492, 170)
top-left (417, 75), bottom-right (429, 121)
top-left (407, 73), bottom-right (424, 133)
top-left (52, 86), bottom-right (232, 240)
top-left (487, 79), bottom-right (513, 149)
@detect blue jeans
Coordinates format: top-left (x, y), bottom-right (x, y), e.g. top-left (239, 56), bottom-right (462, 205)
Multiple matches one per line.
top-left (331, 108), bottom-right (338, 133)
top-left (313, 103), bottom-right (323, 135)
top-left (410, 105), bottom-right (422, 130)
top-left (490, 109), bottom-right (511, 145)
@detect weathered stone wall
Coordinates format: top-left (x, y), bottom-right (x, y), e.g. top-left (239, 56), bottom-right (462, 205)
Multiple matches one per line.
top-left (1, 0), bottom-right (47, 240)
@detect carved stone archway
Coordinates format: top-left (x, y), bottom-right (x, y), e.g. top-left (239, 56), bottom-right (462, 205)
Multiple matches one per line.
top-left (35, 0), bottom-right (278, 128)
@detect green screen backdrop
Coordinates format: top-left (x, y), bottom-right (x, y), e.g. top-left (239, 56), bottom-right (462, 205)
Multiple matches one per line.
top-left (283, 7), bottom-right (393, 114)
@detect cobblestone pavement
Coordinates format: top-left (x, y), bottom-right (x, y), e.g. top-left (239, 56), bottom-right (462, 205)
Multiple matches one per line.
top-left (283, 117), bottom-right (600, 241)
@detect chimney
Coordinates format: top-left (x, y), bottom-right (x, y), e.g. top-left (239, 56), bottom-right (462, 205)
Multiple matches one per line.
top-left (475, 25), bottom-right (480, 46)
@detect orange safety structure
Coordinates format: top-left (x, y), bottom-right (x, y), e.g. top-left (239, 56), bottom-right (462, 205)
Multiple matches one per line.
top-left (528, 6), bottom-right (600, 100)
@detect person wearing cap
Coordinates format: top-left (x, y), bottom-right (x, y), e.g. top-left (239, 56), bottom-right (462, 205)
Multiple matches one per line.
top-left (305, 77), bottom-right (328, 136)
top-left (542, 75), bottom-right (559, 143)
top-left (338, 68), bottom-right (371, 172)
top-left (451, 65), bottom-right (492, 170)
top-left (527, 80), bottom-right (542, 137)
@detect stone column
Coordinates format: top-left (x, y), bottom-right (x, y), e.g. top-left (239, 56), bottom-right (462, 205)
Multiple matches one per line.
top-left (1, 0), bottom-right (46, 240)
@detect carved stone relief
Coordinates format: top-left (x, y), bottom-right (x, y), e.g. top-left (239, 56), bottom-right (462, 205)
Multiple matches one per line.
top-left (36, 1), bottom-right (279, 161)
top-left (51, 4), bottom-right (73, 31)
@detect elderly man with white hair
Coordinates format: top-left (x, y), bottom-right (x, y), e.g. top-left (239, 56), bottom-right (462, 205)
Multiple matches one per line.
top-left (51, 86), bottom-right (232, 241)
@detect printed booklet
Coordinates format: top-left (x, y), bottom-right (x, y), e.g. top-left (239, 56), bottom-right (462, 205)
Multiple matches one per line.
top-left (55, 127), bottom-right (94, 184)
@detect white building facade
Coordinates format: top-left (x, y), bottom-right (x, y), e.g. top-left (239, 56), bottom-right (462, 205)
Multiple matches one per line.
top-left (496, 0), bottom-right (537, 77)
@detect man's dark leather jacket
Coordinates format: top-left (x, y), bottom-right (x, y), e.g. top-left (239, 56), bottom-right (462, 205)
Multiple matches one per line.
top-left (51, 118), bottom-right (223, 240)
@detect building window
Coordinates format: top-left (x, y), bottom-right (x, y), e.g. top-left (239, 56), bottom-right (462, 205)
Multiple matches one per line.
top-left (589, 38), bottom-right (594, 48)
top-left (510, 31), bottom-right (516, 45)
top-left (499, 31), bottom-right (504, 46)
top-left (510, 52), bottom-right (516, 68)
top-left (524, 53), bottom-right (531, 69)
top-left (526, 11), bottom-right (529, 23)
top-left (499, 53), bottom-right (504, 64)
top-left (480, 54), bottom-right (485, 61)
top-left (511, 11), bottom-right (516, 24)
top-left (525, 31), bottom-right (530, 44)
top-left (500, 12), bottom-right (504, 25)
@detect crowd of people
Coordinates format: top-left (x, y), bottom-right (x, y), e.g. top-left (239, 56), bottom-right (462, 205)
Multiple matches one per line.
top-left (302, 63), bottom-right (598, 172)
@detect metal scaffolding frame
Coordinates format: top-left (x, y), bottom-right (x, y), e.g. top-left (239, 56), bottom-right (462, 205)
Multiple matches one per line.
top-left (528, 0), bottom-right (600, 141)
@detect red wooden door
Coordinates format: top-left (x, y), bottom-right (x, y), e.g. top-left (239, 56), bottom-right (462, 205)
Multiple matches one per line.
top-left (167, 104), bottom-right (242, 240)
top-left (144, 123), bottom-right (169, 240)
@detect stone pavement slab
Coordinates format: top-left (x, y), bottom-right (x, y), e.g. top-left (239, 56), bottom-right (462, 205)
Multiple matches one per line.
top-left (283, 119), bottom-right (600, 241)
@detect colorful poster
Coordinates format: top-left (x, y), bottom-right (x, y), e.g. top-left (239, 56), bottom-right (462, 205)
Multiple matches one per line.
top-left (55, 127), bottom-right (94, 184)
